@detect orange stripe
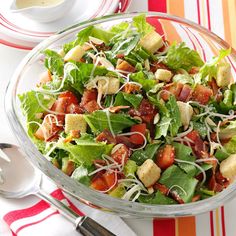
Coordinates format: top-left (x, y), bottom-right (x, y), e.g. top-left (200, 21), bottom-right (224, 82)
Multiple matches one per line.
top-left (228, 0), bottom-right (236, 49)
top-left (167, 0), bottom-right (185, 17)
top-left (215, 209), bottom-right (221, 236)
top-left (199, 0), bottom-right (207, 28)
top-left (159, 19), bottom-right (182, 44)
top-left (177, 217), bottom-right (196, 236)
top-left (222, 0), bottom-right (232, 45)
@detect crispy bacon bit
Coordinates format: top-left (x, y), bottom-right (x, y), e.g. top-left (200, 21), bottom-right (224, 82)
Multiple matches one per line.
top-left (189, 66), bottom-right (200, 74)
top-left (178, 84), bottom-right (192, 102)
top-left (128, 99), bottom-right (157, 123)
top-left (123, 83), bottom-right (141, 94)
top-left (111, 144), bottom-right (130, 165)
top-left (208, 79), bottom-right (219, 96)
top-left (160, 82), bottom-right (184, 101)
top-left (108, 105), bottom-right (130, 113)
top-left (116, 60), bottom-right (136, 73)
top-left (154, 183), bottom-right (169, 195)
top-left (116, 53), bottom-right (125, 59)
top-left (150, 62), bottom-right (170, 73)
top-left (115, 136), bottom-right (136, 149)
top-left (192, 84), bottom-right (213, 105)
top-left (192, 194), bottom-right (201, 202)
top-left (185, 130), bottom-right (208, 158)
top-left (96, 129), bottom-right (116, 144)
top-left (208, 171), bottom-right (229, 192)
top-left (83, 100), bottom-right (100, 113)
top-left (80, 89), bottom-right (97, 107)
top-left (169, 191), bottom-right (185, 204)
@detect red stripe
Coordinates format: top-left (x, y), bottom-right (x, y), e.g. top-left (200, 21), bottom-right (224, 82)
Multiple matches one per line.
top-left (221, 207), bottom-right (226, 236)
top-left (180, 25), bottom-right (197, 50)
top-left (206, 0), bottom-right (211, 30)
top-left (186, 27), bottom-right (206, 61)
top-left (196, 0), bottom-right (201, 25)
top-left (0, 39), bottom-right (33, 50)
top-left (210, 211), bottom-right (215, 236)
top-left (146, 17), bottom-right (165, 37)
top-left (148, 0), bottom-right (167, 13)
top-left (3, 201), bottom-right (50, 225)
top-left (15, 211), bottom-right (58, 235)
top-left (153, 218), bottom-right (175, 236)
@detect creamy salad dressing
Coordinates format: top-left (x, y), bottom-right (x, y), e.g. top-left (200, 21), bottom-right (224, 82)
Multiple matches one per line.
top-left (16, 0), bottom-right (63, 8)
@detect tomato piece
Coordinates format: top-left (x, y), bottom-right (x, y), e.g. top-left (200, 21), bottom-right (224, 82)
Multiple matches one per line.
top-left (80, 89), bottom-right (97, 107)
top-left (34, 115), bottom-right (63, 141)
top-left (192, 84), bottom-right (213, 105)
top-left (178, 84), bottom-right (192, 102)
top-left (156, 145), bottom-right (175, 169)
top-left (83, 100), bottom-right (100, 113)
top-left (103, 172), bottom-right (116, 188)
top-left (90, 177), bottom-right (108, 191)
top-left (59, 91), bottom-right (79, 104)
top-left (130, 123), bottom-right (146, 145)
top-left (111, 144), bottom-right (130, 164)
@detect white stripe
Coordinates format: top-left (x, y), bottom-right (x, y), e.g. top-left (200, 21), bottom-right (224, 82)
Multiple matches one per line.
top-left (184, 0), bottom-right (198, 23)
top-left (195, 212), bottom-right (211, 236)
top-left (10, 207), bottom-right (57, 232)
top-left (127, 0), bottom-right (148, 11)
top-left (209, 0), bottom-right (225, 39)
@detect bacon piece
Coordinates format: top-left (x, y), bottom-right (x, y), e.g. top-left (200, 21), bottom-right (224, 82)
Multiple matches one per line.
top-left (123, 83), bottom-right (141, 94)
top-left (83, 100), bottom-right (100, 113)
top-left (96, 129), bottom-right (116, 144)
top-left (116, 60), bottom-right (136, 73)
top-left (178, 84), bottom-right (192, 102)
top-left (108, 105), bottom-right (130, 113)
top-left (192, 84), bottom-right (213, 105)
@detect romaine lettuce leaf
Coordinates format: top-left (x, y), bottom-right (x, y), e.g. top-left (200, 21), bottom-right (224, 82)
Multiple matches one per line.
top-left (163, 42), bottom-right (204, 71)
top-left (132, 14), bottom-right (154, 36)
top-left (71, 165), bottom-right (92, 186)
top-left (43, 49), bottom-right (64, 77)
top-left (84, 110), bottom-right (139, 134)
top-left (155, 117), bottom-right (172, 139)
top-left (113, 92), bottom-right (143, 109)
top-left (166, 95), bottom-right (181, 136)
top-left (56, 138), bottom-right (113, 166)
top-left (123, 160), bottom-right (137, 177)
top-left (138, 190), bottom-right (176, 204)
top-left (198, 48), bottom-right (231, 82)
top-left (159, 165), bottom-right (198, 203)
top-left (131, 142), bottom-right (161, 165)
top-left (130, 71), bottom-right (157, 91)
top-left (223, 135), bottom-right (236, 154)
top-left (192, 121), bottom-right (208, 139)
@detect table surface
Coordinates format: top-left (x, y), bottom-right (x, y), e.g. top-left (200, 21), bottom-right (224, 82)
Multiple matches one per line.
top-left (1, 1), bottom-right (236, 236)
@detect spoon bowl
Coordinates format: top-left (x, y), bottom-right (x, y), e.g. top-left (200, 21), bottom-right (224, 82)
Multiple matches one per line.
top-left (0, 143), bottom-right (115, 236)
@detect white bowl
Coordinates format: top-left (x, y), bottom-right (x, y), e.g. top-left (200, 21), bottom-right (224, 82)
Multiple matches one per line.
top-left (9, 0), bottom-right (76, 23)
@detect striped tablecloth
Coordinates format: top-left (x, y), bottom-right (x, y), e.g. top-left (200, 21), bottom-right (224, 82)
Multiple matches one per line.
top-left (1, 1), bottom-right (236, 236)
top-left (125, 1), bottom-right (236, 236)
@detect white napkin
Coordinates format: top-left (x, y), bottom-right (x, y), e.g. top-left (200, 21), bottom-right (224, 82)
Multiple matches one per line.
top-left (0, 176), bottom-right (136, 236)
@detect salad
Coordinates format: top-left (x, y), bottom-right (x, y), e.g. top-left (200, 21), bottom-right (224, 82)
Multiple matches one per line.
top-left (19, 14), bottom-right (236, 205)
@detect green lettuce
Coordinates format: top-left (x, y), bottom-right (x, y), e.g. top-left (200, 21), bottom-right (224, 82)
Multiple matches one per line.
top-left (159, 165), bottom-right (198, 203)
top-left (43, 49), bottom-right (64, 77)
top-left (132, 14), bottom-right (154, 36)
top-left (84, 110), bottom-right (139, 134)
top-left (130, 71), bottom-right (157, 91)
top-left (71, 165), bottom-right (92, 186)
top-left (197, 48), bottom-right (231, 82)
top-left (163, 42), bottom-right (204, 71)
top-left (155, 117), bottom-right (172, 139)
top-left (113, 92), bottom-right (143, 109)
top-left (56, 138), bottom-right (113, 166)
top-left (166, 95), bottom-right (181, 136)
top-left (131, 142), bottom-right (161, 165)
top-left (138, 190), bottom-right (176, 204)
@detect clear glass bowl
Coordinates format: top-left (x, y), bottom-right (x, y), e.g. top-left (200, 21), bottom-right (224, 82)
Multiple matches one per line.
top-left (5, 12), bottom-right (236, 218)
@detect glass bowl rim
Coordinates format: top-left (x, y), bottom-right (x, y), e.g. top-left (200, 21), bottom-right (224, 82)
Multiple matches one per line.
top-left (5, 11), bottom-right (236, 217)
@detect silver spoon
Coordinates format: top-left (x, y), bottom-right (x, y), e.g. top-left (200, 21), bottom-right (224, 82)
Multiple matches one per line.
top-left (0, 143), bottom-right (115, 236)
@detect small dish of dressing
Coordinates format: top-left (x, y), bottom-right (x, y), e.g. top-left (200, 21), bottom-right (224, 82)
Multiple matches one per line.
top-left (10, 0), bottom-right (76, 23)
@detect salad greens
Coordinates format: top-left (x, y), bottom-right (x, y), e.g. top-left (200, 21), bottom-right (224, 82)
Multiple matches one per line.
top-left (19, 14), bottom-right (235, 205)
